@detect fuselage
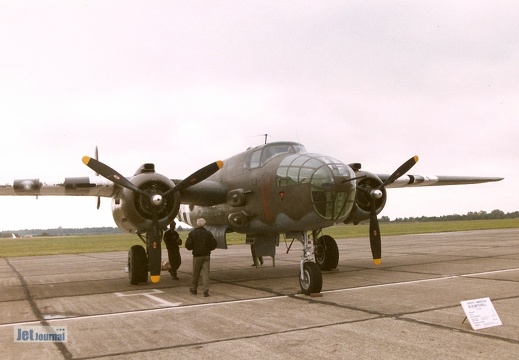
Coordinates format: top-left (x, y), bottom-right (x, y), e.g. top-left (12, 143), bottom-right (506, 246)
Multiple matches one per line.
top-left (179, 142), bottom-right (356, 234)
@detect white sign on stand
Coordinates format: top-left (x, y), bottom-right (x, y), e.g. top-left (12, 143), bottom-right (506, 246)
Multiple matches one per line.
top-left (460, 297), bottom-right (502, 330)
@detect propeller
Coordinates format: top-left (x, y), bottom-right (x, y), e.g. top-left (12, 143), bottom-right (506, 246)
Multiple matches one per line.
top-left (82, 156), bottom-right (149, 196)
top-left (362, 156), bottom-right (419, 265)
top-left (164, 161), bottom-right (224, 196)
top-left (95, 146), bottom-right (101, 209)
top-left (82, 156), bottom-right (223, 283)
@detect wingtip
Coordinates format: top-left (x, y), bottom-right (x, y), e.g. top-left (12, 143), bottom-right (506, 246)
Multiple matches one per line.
top-left (216, 160), bottom-right (224, 169)
top-left (413, 155), bottom-right (419, 163)
top-left (82, 156), bottom-right (91, 165)
top-left (373, 259), bottom-right (381, 266)
top-left (150, 275), bottom-right (160, 283)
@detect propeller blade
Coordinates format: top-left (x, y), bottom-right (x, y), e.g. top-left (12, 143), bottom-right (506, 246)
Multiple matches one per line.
top-left (94, 146), bottom-right (99, 176)
top-left (94, 147), bottom-right (100, 208)
top-left (147, 209), bottom-right (162, 283)
top-left (164, 160), bottom-right (223, 196)
top-left (365, 155), bottom-right (418, 266)
top-left (369, 204), bottom-right (382, 265)
top-left (380, 155), bottom-right (419, 188)
top-left (82, 156), bottom-right (148, 196)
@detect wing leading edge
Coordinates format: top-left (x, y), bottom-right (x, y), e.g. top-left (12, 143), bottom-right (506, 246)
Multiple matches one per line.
top-left (379, 174), bottom-right (504, 188)
top-left (0, 177), bottom-right (116, 197)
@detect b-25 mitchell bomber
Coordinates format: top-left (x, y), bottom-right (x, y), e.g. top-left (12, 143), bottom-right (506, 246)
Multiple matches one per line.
top-left (0, 141), bottom-right (502, 294)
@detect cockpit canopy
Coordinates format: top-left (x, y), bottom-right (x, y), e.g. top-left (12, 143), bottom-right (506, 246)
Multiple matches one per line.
top-left (245, 142), bottom-right (306, 169)
top-left (244, 141), bottom-right (355, 221)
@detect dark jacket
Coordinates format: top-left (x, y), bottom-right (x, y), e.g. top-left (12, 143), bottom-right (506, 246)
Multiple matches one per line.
top-left (163, 229), bottom-right (182, 250)
top-left (185, 227), bottom-right (217, 257)
top-left (163, 229), bottom-right (182, 269)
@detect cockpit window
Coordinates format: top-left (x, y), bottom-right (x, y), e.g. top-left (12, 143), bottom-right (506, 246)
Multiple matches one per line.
top-left (245, 142), bottom-right (306, 169)
top-left (261, 144), bottom-right (293, 165)
top-left (250, 150), bottom-right (262, 168)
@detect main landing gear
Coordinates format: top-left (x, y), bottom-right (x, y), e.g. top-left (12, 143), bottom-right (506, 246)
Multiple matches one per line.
top-left (314, 233), bottom-right (339, 271)
top-left (294, 231), bottom-right (340, 295)
top-left (128, 244), bottom-right (148, 285)
top-left (127, 230), bottom-right (164, 285)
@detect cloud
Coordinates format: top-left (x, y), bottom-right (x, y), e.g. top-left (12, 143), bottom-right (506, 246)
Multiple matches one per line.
top-left (0, 1), bottom-right (515, 230)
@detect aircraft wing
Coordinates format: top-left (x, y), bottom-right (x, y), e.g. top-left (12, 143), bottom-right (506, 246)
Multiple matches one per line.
top-left (379, 174), bottom-right (504, 188)
top-left (0, 175), bottom-right (228, 206)
top-left (0, 177), bottom-right (116, 197)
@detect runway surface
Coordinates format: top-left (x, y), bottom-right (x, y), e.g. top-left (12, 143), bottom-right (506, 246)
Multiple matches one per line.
top-left (1, 228), bottom-right (519, 359)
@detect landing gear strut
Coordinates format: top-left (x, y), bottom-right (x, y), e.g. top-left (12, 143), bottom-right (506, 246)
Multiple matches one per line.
top-left (128, 229), bottom-right (164, 285)
top-left (297, 232), bottom-right (322, 295)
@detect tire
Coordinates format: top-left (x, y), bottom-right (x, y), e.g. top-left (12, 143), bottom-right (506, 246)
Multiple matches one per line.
top-left (128, 245), bottom-right (148, 285)
top-left (314, 235), bottom-right (339, 271)
top-left (299, 262), bottom-right (322, 295)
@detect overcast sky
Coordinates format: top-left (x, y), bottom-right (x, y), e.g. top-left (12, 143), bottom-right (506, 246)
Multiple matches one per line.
top-left (0, 1), bottom-right (516, 231)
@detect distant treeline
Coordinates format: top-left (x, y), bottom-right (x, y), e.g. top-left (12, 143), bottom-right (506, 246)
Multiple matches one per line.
top-left (1, 227), bottom-right (122, 238)
top-left (2, 211), bottom-right (517, 238)
top-left (1, 225), bottom-right (194, 238)
top-left (382, 210), bottom-right (519, 223)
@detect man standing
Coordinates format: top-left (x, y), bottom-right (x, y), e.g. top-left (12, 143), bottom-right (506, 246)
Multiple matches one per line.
top-left (163, 221), bottom-right (182, 279)
top-left (185, 218), bottom-right (217, 297)
top-left (250, 242), bottom-right (263, 266)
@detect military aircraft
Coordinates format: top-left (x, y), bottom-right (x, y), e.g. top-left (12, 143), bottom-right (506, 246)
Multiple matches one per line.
top-left (0, 141), bottom-right (502, 294)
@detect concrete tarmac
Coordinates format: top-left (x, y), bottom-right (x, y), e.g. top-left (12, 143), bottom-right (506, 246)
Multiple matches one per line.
top-left (1, 228), bottom-right (519, 359)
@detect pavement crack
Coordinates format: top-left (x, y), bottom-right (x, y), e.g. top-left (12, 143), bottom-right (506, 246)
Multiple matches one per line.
top-left (5, 258), bottom-right (74, 360)
top-left (397, 316), bottom-right (519, 345)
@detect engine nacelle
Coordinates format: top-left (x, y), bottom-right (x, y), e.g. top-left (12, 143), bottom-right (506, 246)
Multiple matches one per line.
top-left (111, 171), bottom-right (180, 233)
top-left (344, 171), bottom-right (387, 225)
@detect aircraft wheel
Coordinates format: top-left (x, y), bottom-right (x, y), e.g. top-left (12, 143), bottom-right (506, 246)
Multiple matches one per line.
top-left (315, 235), bottom-right (339, 271)
top-left (299, 262), bottom-right (322, 295)
top-left (128, 245), bottom-right (148, 285)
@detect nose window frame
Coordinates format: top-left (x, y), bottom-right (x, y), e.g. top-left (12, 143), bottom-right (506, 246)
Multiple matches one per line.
top-left (276, 154), bottom-right (354, 220)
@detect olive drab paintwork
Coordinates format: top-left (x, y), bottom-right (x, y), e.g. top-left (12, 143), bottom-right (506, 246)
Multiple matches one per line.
top-left (179, 142), bottom-right (358, 238)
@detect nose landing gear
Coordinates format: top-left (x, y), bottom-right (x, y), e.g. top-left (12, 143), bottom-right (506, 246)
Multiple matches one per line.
top-left (296, 232), bottom-right (322, 295)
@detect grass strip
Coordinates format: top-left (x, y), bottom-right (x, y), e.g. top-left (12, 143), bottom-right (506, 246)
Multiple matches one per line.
top-left (1, 219), bottom-right (518, 258)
